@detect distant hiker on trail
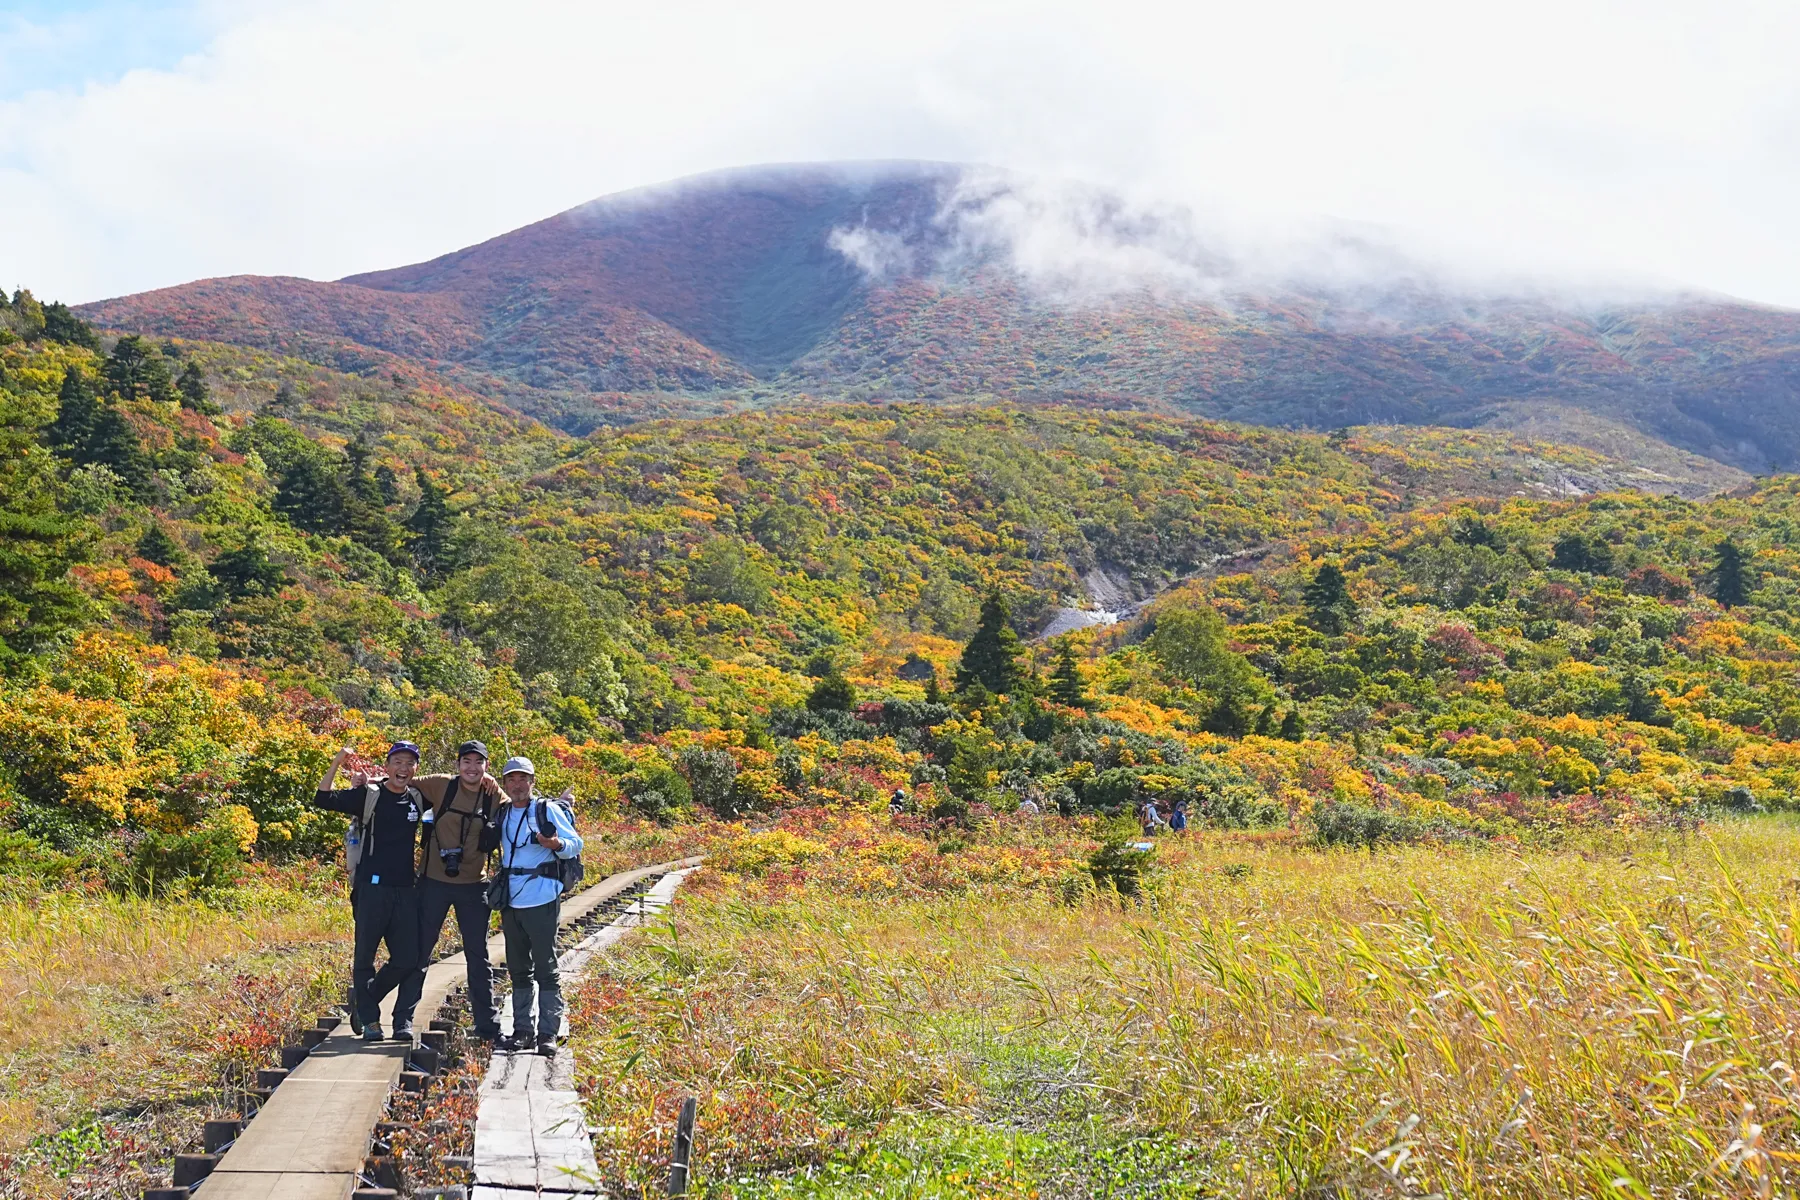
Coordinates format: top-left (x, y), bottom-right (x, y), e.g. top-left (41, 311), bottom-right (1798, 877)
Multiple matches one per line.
top-left (1140, 798), bottom-right (1164, 837)
top-left (491, 756), bottom-right (584, 1058)
top-left (316, 741), bottom-right (429, 1043)
top-left (1016, 794), bottom-right (1041, 816)
top-left (890, 787), bottom-right (908, 816)
top-left (391, 740), bottom-right (505, 1045)
top-left (1169, 799), bottom-right (1189, 834)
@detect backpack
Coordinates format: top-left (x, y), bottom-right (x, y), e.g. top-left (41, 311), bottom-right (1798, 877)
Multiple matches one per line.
top-left (344, 781), bottom-right (424, 888)
top-left (534, 795), bottom-right (585, 892)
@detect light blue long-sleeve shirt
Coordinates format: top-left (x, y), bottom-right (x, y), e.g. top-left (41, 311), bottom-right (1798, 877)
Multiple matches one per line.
top-left (495, 797), bottom-right (583, 910)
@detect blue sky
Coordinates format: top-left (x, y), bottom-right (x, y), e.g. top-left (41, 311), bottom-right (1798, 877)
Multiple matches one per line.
top-left (0, 0), bottom-right (215, 99)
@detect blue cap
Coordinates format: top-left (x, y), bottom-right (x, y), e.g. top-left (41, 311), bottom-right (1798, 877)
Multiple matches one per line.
top-left (386, 741), bottom-right (421, 761)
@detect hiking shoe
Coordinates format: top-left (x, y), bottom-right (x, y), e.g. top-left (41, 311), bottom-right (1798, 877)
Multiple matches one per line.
top-left (474, 1028), bottom-right (504, 1046)
top-left (362, 1023), bottom-right (385, 1042)
top-left (390, 1023), bottom-right (414, 1042)
top-left (537, 1039), bottom-right (557, 1059)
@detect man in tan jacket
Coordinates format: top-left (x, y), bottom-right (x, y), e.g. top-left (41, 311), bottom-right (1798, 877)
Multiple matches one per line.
top-left (392, 740), bottom-right (504, 1042)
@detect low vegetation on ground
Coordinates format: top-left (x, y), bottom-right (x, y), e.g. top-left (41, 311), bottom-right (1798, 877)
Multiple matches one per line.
top-left (572, 809), bottom-right (1800, 1199)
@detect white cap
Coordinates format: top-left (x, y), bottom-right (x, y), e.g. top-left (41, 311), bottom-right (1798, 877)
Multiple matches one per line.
top-left (500, 756), bottom-right (535, 778)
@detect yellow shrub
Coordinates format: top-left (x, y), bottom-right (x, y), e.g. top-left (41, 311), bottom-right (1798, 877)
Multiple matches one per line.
top-left (711, 830), bottom-right (829, 876)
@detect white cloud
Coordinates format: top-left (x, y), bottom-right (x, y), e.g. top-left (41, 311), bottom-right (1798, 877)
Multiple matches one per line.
top-left (7, 0), bottom-right (1800, 307)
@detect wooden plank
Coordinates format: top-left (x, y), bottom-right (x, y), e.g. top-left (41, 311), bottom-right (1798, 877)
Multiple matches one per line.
top-left (192, 1170), bottom-right (356, 1200)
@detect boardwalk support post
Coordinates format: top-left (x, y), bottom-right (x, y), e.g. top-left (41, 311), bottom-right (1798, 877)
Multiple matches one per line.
top-left (667, 1095), bottom-right (697, 1195)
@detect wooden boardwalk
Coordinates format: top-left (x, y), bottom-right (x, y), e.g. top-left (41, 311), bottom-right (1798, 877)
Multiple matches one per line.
top-left (198, 860), bottom-right (699, 1200)
top-left (472, 869), bottom-right (695, 1199)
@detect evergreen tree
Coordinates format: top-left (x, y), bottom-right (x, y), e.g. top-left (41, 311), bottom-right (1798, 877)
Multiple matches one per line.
top-left (48, 368), bottom-right (102, 452)
top-left (805, 667), bottom-right (857, 713)
top-left (1711, 537), bottom-right (1751, 609)
top-left (1048, 641), bottom-right (1090, 709)
top-left (342, 444), bottom-right (402, 560)
top-left (41, 302), bottom-right (100, 350)
top-left (210, 541), bottom-right (289, 601)
top-left (955, 590), bottom-right (1025, 695)
top-left (49, 368), bottom-right (151, 498)
top-left (0, 394), bottom-right (88, 669)
top-left (136, 522), bottom-right (183, 567)
top-left (1303, 562), bottom-right (1356, 635)
top-left (1253, 704), bottom-right (1276, 736)
top-left (1202, 691), bottom-right (1252, 737)
top-left (1278, 709), bottom-right (1305, 740)
top-left (273, 448), bottom-right (350, 537)
top-left (176, 361), bottom-right (220, 415)
top-left (923, 672), bottom-right (942, 705)
top-left (406, 467), bottom-right (460, 579)
top-left (104, 335), bottom-right (177, 403)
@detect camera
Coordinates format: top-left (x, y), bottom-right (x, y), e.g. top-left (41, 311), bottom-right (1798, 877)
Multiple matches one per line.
top-left (440, 846), bottom-right (464, 877)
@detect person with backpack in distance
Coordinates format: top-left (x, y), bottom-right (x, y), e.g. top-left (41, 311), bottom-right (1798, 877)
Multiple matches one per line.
top-left (491, 756), bottom-right (583, 1057)
top-left (315, 742), bottom-right (430, 1042)
top-left (391, 740), bottom-right (505, 1045)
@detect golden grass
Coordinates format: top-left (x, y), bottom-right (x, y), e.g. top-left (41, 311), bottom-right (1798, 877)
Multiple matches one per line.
top-left (573, 817), bottom-right (1800, 1198)
top-left (0, 870), bottom-right (349, 1163)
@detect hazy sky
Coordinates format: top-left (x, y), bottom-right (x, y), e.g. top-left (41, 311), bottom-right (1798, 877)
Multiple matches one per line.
top-left (7, 0), bottom-right (1800, 306)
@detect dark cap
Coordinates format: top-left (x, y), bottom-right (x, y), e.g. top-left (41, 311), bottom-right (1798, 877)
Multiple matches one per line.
top-left (457, 740), bottom-right (489, 761)
top-left (386, 740), bottom-right (421, 761)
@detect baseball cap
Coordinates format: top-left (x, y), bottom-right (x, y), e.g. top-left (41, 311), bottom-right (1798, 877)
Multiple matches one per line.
top-left (457, 740), bottom-right (489, 761)
top-left (500, 756), bottom-right (535, 778)
top-left (386, 740), bottom-right (421, 761)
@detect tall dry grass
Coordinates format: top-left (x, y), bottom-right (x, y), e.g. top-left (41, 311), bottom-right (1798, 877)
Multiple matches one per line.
top-left (574, 817), bottom-right (1800, 1197)
top-left (0, 868), bottom-right (350, 1161)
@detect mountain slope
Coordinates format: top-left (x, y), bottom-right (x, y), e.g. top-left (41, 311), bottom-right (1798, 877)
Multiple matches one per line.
top-left (77, 162), bottom-right (1800, 471)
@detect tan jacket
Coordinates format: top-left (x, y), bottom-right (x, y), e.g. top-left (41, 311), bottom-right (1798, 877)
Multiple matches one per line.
top-left (414, 772), bottom-right (501, 884)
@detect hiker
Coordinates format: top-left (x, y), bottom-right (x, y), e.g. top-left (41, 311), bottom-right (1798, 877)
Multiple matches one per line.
top-left (1016, 794), bottom-right (1041, 816)
top-left (1169, 798), bottom-right (1189, 834)
top-left (391, 740), bottom-right (505, 1045)
top-left (1140, 797), bottom-right (1164, 837)
top-left (890, 787), bottom-right (907, 816)
top-left (315, 742), bottom-right (429, 1042)
top-left (492, 756), bottom-right (583, 1057)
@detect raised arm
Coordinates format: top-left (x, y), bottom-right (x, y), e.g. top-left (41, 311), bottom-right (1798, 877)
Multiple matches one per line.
top-left (318, 747), bottom-right (350, 793)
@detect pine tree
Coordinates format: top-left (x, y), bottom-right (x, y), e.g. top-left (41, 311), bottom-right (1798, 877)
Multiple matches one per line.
top-left (136, 522), bottom-right (183, 567)
top-left (923, 672), bottom-right (942, 705)
top-left (1303, 562), bottom-right (1356, 635)
top-left (104, 335), bottom-right (177, 403)
top-left (805, 667), bottom-right (857, 713)
top-left (176, 361), bottom-right (220, 415)
top-left (41, 302), bottom-right (100, 350)
top-left (50, 368), bottom-right (151, 497)
top-left (1202, 691), bottom-right (1251, 737)
top-left (955, 591), bottom-right (1025, 695)
top-left (406, 467), bottom-right (460, 579)
top-left (273, 448), bottom-right (350, 537)
top-left (1711, 537), bottom-right (1751, 609)
top-left (1048, 641), bottom-right (1090, 709)
top-left (1253, 704), bottom-right (1275, 736)
top-left (342, 444), bottom-right (402, 560)
top-left (1278, 709), bottom-right (1305, 740)
top-left (0, 401), bottom-right (88, 668)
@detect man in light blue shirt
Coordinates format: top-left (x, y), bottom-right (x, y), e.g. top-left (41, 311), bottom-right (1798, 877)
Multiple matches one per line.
top-left (493, 756), bottom-right (584, 1056)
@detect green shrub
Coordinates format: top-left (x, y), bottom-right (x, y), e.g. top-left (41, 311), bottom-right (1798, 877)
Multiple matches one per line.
top-left (1088, 823), bottom-right (1154, 897)
top-left (1309, 802), bottom-right (1424, 851)
top-left (124, 826), bottom-right (245, 896)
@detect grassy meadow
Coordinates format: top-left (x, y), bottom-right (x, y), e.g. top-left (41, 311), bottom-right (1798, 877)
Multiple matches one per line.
top-left (570, 811), bottom-right (1800, 1199)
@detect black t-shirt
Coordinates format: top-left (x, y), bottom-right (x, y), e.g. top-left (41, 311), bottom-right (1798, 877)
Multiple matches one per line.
top-left (315, 782), bottom-right (425, 888)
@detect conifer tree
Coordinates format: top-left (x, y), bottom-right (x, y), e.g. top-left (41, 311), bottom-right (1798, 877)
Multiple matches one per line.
top-left (1711, 537), bottom-right (1751, 609)
top-left (1048, 641), bottom-right (1089, 708)
top-left (805, 666), bottom-right (856, 713)
top-left (1253, 704), bottom-right (1275, 736)
top-left (923, 672), bottom-right (942, 705)
top-left (49, 368), bottom-right (151, 497)
top-left (1279, 709), bottom-right (1305, 740)
top-left (176, 361), bottom-right (220, 415)
top-left (954, 591), bottom-right (1025, 695)
top-left (104, 335), bottom-right (177, 403)
top-left (1303, 562), bottom-right (1356, 635)
top-left (136, 522), bottom-right (183, 567)
top-left (406, 467), bottom-right (460, 579)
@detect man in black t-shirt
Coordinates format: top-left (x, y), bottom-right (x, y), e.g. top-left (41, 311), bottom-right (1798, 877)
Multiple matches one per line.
top-left (316, 741), bottom-right (429, 1041)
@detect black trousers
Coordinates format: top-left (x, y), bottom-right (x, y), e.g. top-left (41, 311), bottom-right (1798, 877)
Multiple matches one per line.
top-left (393, 877), bottom-right (502, 1035)
top-left (352, 885), bottom-right (421, 1026)
top-left (500, 899), bottom-right (562, 1041)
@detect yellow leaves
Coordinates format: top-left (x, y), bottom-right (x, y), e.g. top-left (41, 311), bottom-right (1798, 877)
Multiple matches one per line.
top-left (712, 829), bottom-right (829, 876)
top-left (207, 805), bottom-right (260, 853)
